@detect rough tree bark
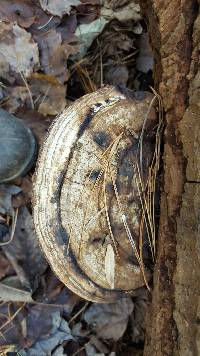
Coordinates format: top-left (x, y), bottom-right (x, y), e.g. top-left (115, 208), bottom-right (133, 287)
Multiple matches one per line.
top-left (138, 1), bottom-right (200, 355)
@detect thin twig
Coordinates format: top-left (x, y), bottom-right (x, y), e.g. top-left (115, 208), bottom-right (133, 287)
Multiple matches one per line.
top-left (68, 302), bottom-right (89, 325)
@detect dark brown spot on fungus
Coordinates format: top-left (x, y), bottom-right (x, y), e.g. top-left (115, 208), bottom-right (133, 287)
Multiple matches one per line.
top-left (93, 131), bottom-right (111, 148)
top-left (89, 169), bottom-right (101, 182)
top-left (77, 110), bottom-right (94, 138)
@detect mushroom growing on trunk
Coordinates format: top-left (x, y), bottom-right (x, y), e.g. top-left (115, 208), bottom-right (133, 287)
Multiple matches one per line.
top-left (33, 85), bottom-right (160, 302)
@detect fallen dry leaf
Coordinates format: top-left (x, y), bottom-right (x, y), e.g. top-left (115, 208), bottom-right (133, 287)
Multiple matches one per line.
top-left (12, 176), bottom-right (33, 209)
top-left (4, 75), bottom-right (67, 116)
top-left (38, 84), bottom-right (67, 116)
top-left (34, 29), bottom-right (66, 81)
top-left (84, 298), bottom-right (134, 340)
top-left (98, 20), bottom-right (135, 57)
top-left (33, 29), bottom-right (77, 83)
top-left (101, 1), bottom-right (141, 22)
top-left (16, 108), bottom-right (54, 145)
top-left (39, 0), bottom-right (81, 17)
top-left (3, 86), bottom-right (30, 113)
top-left (0, 276), bottom-right (33, 302)
top-left (0, 302), bottom-right (25, 347)
top-left (0, 252), bottom-right (13, 280)
top-left (0, 22), bottom-right (39, 83)
top-left (0, 184), bottom-right (21, 215)
top-left (35, 270), bottom-right (80, 314)
top-left (2, 207), bottom-right (48, 291)
top-left (0, 0), bottom-right (52, 29)
top-left (73, 17), bottom-right (108, 59)
top-left (19, 308), bottom-right (73, 355)
top-left (76, 1), bottom-right (100, 24)
top-left (26, 74), bottom-right (67, 115)
top-left (105, 244), bottom-right (115, 289)
top-left (0, 0), bottom-right (36, 28)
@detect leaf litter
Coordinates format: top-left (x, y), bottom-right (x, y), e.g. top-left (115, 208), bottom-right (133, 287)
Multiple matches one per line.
top-left (2, 207), bottom-right (47, 292)
top-left (39, 0), bottom-right (81, 17)
top-left (84, 298), bottom-right (134, 341)
top-left (0, 22), bottom-right (39, 83)
top-left (0, 0), bottom-right (155, 354)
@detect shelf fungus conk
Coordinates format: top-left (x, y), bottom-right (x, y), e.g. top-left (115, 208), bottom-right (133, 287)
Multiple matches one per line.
top-left (33, 86), bottom-right (158, 303)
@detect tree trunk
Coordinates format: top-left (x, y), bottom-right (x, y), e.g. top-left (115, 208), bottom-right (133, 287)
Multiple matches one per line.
top-left (139, 1), bottom-right (200, 355)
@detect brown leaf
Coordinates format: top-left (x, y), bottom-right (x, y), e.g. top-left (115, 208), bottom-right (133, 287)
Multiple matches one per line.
top-left (97, 20), bottom-right (135, 58)
top-left (31, 76), bottom-right (67, 116)
top-left (55, 14), bottom-right (77, 41)
top-left (0, 0), bottom-right (51, 29)
top-left (35, 270), bottom-right (80, 314)
top-left (0, 0), bottom-right (36, 28)
top-left (101, 1), bottom-right (141, 22)
top-left (39, 0), bottom-right (81, 17)
top-left (0, 23), bottom-right (39, 83)
top-left (5, 76), bottom-right (67, 117)
top-left (105, 244), bottom-right (115, 289)
top-left (38, 84), bottom-right (67, 116)
top-left (33, 29), bottom-right (76, 83)
top-left (76, 1), bottom-right (100, 24)
top-left (16, 108), bottom-right (54, 145)
top-left (2, 207), bottom-right (48, 291)
top-left (0, 252), bottom-right (13, 280)
top-left (0, 276), bottom-right (33, 302)
top-left (19, 306), bottom-right (73, 354)
top-left (2, 86), bottom-right (30, 113)
top-left (12, 176), bottom-right (33, 208)
top-left (84, 298), bottom-right (134, 340)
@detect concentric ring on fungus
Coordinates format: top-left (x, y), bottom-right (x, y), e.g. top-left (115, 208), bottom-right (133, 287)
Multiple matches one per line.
top-left (33, 85), bottom-right (160, 302)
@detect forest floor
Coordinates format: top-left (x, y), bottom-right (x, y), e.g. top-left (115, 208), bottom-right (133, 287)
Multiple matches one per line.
top-left (0, 1), bottom-right (161, 355)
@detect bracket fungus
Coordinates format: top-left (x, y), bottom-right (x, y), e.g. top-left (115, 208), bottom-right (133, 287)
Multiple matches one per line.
top-left (33, 85), bottom-right (160, 302)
